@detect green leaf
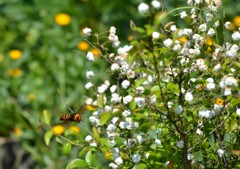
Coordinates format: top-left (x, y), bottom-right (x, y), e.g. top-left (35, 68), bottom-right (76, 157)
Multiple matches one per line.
top-left (150, 85), bottom-right (161, 98)
top-left (42, 109), bottom-right (51, 125)
top-left (136, 163), bottom-right (147, 169)
top-left (192, 151), bottom-right (203, 162)
top-left (79, 146), bottom-right (96, 158)
top-left (66, 159), bottom-right (88, 169)
top-left (62, 142), bottom-right (72, 155)
top-left (134, 27), bottom-right (145, 33)
top-left (97, 94), bottom-right (104, 108)
top-left (100, 112), bottom-right (112, 126)
top-left (44, 130), bottom-right (53, 146)
top-left (92, 127), bottom-right (100, 143)
top-left (85, 151), bottom-right (95, 166)
top-left (135, 78), bottom-right (147, 88)
top-left (100, 138), bottom-right (111, 148)
top-left (129, 100), bottom-right (137, 110)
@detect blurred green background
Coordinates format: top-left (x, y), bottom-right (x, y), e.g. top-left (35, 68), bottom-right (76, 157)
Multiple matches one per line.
top-left (0, 0), bottom-right (239, 168)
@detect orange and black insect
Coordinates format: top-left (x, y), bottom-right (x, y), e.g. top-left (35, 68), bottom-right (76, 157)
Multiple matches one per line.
top-left (60, 105), bottom-right (86, 123)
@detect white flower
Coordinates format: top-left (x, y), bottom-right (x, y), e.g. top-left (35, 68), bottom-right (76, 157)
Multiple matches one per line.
top-left (196, 59), bottom-right (207, 71)
top-left (111, 93), bottom-right (121, 103)
top-left (85, 135), bottom-right (92, 142)
top-left (90, 141), bottom-right (97, 147)
top-left (236, 108), bottom-right (240, 115)
top-left (225, 44), bottom-right (238, 58)
top-left (149, 95), bottom-right (156, 104)
top-left (185, 92), bottom-right (193, 102)
top-left (163, 38), bottom-right (173, 47)
top-left (97, 83), bottom-right (109, 93)
top-left (152, 31), bottom-right (160, 40)
top-left (217, 149), bottom-right (224, 157)
top-left (220, 76), bottom-right (238, 88)
top-left (214, 104), bottom-right (222, 114)
top-left (214, 20), bottom-right (220, 27)
top-left (122, 110), bottom-right (131, 117)
top-left (118, 45), bottom-right (133, 55)
top-left (111, 63), bottom-right (120, 71)
top-left (180, 11), bottom-right (187, 18)
top-left (205, 13), bottom-right (213, 22)
top-left (123, 95), bottom-right (133, 104)
top-left (86, 71), bottom-right (95, 79)
top-left (223, 87), bottom-right (232, 96)
top-left (170, 25), bottom-right (177, 31)
top-left (196, 129), bottom-right (203, 135)
top-left (89, 116), bottom-right (100, 127)
top-left (155, 139), bottom-right (161, 146)
top-left (85, 98), bottom-right (93, 105)
top-left (132, 154), bottom-right (141, 163)
top-left (213, 63), bottom-right (221, 71)
top-left (110, 85), bottom-right (117, 93)
top-left (207, 28), bottom-right (215, 36)
top-left (112, 117), bottom-right (119, 124)
top-left (83, 27), bottom-right (92, 36)
top-left (86, 51), bottom-right (94, 61)
top-left (121, 80), bottom-right (130, 89)
top-left (198, 110), bottom-right (214, 118)
top-left (109, 163), bottom-right (118, 169)
top-left (224, 21), bottom-right (231, 29)
top-left (138, 3), bottom-right (149, 14)
top-left (134, 97), bottom-right (145, 107)
top-left (199, 23), bottom-right (207, 32)
top-left (187, 154), bottom-right (194, 160)
top-left (232, 31), bottom-right (240, 41)
top-left (107, 124), bottom-right (116, 132)
top-left (136, 135), bottom-right (144, 144)
top-left (174, 105), bottom-right (183, 114)
top-left (145, 152), bottom-right (150, 159)
top-left (156, 128), bottom-right (162, 134)
top-left (151, 0), bottom-right (161, 9)
top-left (85, 82), bottom-right (93, 90)
top-left (136, 86), bottom-right (145, 94)
top-left (177, 140), bottom-right (184, 148)
top-left (206, 78), bottom-right (215, 90)
top-left (115, 157), bottom-right (123, 165)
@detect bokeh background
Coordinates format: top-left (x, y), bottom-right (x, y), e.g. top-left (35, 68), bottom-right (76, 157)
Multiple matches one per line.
top-left (0, 0), bottom-right (239, 168)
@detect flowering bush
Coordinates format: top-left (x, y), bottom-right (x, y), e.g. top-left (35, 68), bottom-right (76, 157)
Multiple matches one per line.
top-left (43, 0), bottom-right (240, 168)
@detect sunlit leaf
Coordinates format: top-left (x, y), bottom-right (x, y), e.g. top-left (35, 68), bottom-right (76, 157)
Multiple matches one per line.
top-left (42, 109), bottom-right (51, 125)
top-left (44, 130), bottom-right (53, 146)
top-left (100, 112), bottom-right (112, 126)
top-left (79, 146), bottom-right (96, 158)
top-left (66, 159), bottom-right (88, 169)
top-left (85, 151), bottom-right (95, 166)
top-left (92, 127), bottom-right (100, 143)
top-left (62, 142), bottom-right (72, 155)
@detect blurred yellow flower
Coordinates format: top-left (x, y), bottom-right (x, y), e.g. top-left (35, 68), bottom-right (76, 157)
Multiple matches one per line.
top-left (91, 48), bottom-right (101, 58)
top-left (9, 50), bottom-right (22, 60)
top-left (8, 68), bottom-right (22, 77)
top-left (178, 36), bottom-right (187, 43)
top-left (54, 13), bottom-right (71, 26)
top-left (52, 125), bottom-right (65, 135)
top-left (198, 84), bottom-right (206, 91)
top-left (104, 151), bottom-right (113, 161)
top-left (13, 127), bottom-right (22, 136)
top-left (77, 41), bottom-right (89, 51)
top-left (206, 36), bottom-right (213, 46)
top-left (0, 53), bottom-right (3, 62)
top-left (86, 105), bottom-right (97, 111)
top-left (233, 16), bottom-right (240, 27)
top-left (215, 98), bottom-right (224, 105)
top-left (28, 93), bottom-right (36, 102)
top-left (69, 125), bottom-right (80, 133)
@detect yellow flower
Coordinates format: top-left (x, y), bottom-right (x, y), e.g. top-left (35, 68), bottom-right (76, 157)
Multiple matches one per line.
top-left (178, 36), bottom-right (187, 43)
top-left (0, 53), bottom-right (3, 62)
top-left (233, 16), bottom-right (240, 27)
top-left (77, 41), bottom-right (89, 51)
top-left (198, 84), bottom-right (206, 91)
top-left (52, 125), bottom-right (65, 135)
top-left (206, 36), bottom-right (213, 46)
top-left (104, 151), bottom-right (113, 161)
top-left (8, 68), bottom-right (22, 77)
top-left (86, 105), bottom-right (97, 111)
top-left (54, 13), bottom-right (71, 26)
top-left (69, 125), bottom-right (80, 133)
top-left (28, 93), bottom-right (36, 102)
top-left (13, 127), bottom-right (22, 136)
top-left (215, 98), bottom-right (224, 105)
top-left (9, 50), bottom-right (22, 60)
top-left (91, 48), bottom-right (101, 58)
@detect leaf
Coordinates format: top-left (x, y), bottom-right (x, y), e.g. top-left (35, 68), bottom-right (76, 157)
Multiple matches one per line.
top-left (79, 146), bottom-right (96, 158)
top-left (134, 27), bottom-right (145, 34)
top-left (97, 94), bottom-right (104, 108)
top-left (136, 163), bottom-right (147, 169)
top-left (62, 142), bottom-right (72, 155)
top-left (92, 127), bottom-right (100, 143)
top-left (100, 138), bottom-right (111, 148)
top-left (130, 20), bottom-right (136, 30)
top-left (100, 112), bottom-right (112, 126)
top-left (42, 109), bottom-right (51, 125)
top-left (44, 130), bottom-right (53, 146)
top-left (66, 159), bottom-right (88, 169)
top-left (150, 85), bottom-right (161, 98)
top-left (129, 100), bottom-right (137, 111)
top-left (85, 151), bottom-right (95, 166)
top-left (134, 78), bottom-right (147, 88)
top-left (192, 151), bottom-right (203, 162)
